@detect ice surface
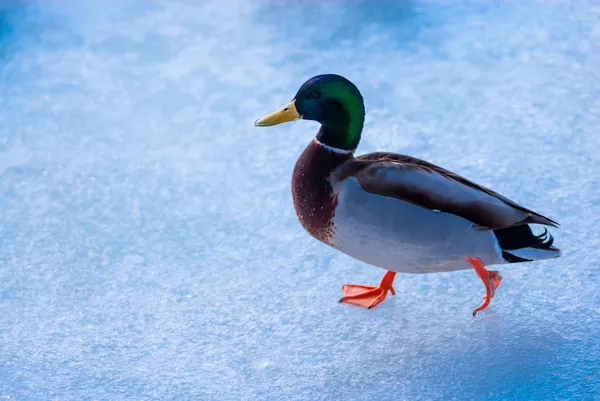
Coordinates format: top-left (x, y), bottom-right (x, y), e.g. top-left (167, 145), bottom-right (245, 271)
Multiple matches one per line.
top-left (1, 1), bottom-right (599, 400)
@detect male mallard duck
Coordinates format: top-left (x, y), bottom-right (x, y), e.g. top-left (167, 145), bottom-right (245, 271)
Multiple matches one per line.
top-left (254, 74), bottom-right (560, 316)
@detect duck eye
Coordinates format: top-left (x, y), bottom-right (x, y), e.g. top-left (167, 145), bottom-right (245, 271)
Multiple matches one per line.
top-left (310, 91), bottom-right (320, 99)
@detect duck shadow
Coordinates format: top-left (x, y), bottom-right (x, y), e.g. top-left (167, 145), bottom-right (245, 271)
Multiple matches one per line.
top-left (317, 309), bottom-right (564, 400)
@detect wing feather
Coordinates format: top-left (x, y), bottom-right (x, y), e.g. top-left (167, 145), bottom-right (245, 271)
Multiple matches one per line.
top-left (332, 152), bottom-right (558, 230)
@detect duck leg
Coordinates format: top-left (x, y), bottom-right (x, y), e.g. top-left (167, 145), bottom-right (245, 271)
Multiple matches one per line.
top-left (466, 257), bottom-right (503, 317)
top-left (339, 270), bottom-right (397, 309)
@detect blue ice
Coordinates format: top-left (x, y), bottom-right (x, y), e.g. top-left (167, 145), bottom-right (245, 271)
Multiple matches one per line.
top-left (1, 1), bottom-right (599, 400)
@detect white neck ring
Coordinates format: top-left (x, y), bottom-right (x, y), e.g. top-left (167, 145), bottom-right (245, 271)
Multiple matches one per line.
top-left (313, 138), bottom-right (355, 154)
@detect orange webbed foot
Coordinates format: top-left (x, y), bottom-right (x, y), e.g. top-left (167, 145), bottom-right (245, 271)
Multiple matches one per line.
top-left (466, 257), bottom-right (503, 317)
top-left (339, 271), bottom-right (396, 309)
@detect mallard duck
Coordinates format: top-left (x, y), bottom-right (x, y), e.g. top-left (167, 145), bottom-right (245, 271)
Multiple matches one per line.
top-left (254, 74), bottom-right (560, 316)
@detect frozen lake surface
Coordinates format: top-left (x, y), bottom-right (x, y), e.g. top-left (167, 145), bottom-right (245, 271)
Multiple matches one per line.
top-left (1, 1), bottom-right (599, 399)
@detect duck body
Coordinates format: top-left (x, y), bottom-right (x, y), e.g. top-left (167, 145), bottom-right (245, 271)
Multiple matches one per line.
top-left (256, 73), bottom-right (560, 315)
top-left (292, 136), bottom-right (558, 275)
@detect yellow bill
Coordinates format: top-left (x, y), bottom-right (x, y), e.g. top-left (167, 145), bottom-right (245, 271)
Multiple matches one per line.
top-left (254, 100), bottom-right (302, 127)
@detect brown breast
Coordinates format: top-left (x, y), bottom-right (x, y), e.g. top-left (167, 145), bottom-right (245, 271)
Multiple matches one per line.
top-left (291, 139), bottom-right (354, 246)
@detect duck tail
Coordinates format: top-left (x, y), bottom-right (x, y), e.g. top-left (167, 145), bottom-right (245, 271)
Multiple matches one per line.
top-left (494, 225), bottom-right (561, 263)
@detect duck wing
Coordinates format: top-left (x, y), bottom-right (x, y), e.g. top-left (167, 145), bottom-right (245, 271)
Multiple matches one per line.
top-left (331, 152), bottom-right (558, 230)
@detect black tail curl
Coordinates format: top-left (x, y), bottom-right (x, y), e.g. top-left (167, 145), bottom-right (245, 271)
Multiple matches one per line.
top-left (493, 225), bottom-right (559, 263)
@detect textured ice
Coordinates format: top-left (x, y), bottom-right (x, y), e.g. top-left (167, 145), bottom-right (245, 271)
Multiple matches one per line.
top-left (1, 1), bottom-right (599, 400)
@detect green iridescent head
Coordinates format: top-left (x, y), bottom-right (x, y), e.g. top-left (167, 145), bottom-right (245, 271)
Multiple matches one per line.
top-left (255, 74), bottom-right (365, 151)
